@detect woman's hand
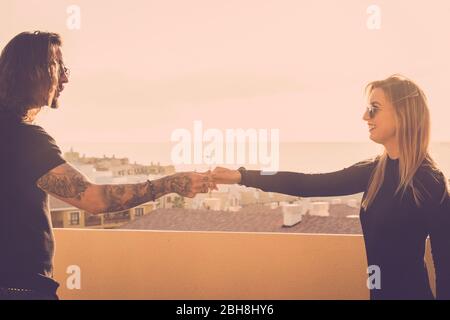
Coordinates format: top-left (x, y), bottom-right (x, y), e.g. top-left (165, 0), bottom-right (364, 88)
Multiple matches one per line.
top-left (212, 167), bottom-right (242, 185)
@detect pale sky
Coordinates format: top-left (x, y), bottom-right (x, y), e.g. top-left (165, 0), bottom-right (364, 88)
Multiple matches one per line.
top-left (1, 0), bottom-right (450, 145)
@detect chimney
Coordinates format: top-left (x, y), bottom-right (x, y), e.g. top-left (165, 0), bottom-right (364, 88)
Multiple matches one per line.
top-left (282, 203), bottom-right (303, 227)
top-left (346, 199), bottom-right (360, 208)
top-left (309, 201), bottom-right (330, 217)
top-left (201, 198), bottom-right (221, 211)
top-left (331, 198), bottom-right (342, 205)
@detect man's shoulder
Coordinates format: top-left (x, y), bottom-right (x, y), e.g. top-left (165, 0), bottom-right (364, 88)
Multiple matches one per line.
top-left (17, 123), bottom-right (56, 143)
top-left (21, 122), bottom-right (47, 133)
top-left (0, 116), bottom-right (47, 134)
top-left (3, 122), bottom-right (60, 157)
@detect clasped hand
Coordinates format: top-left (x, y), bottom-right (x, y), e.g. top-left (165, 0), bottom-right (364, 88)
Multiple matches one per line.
top-left (172, 167), bottom-right (242, 198)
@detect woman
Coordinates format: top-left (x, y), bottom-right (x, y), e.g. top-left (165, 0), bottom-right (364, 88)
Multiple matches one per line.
top-left (212, 75), bottom-right (450, 300)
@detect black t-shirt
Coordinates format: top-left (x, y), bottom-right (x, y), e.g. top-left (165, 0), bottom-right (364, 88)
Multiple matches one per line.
top-left (0, 114), bottom-right (66, 293)
top-left (240, 157), bottom-right (450, 300)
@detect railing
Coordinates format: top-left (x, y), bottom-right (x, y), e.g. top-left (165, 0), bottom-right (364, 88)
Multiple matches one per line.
top-left (102, 216), bottom-right (130, 224)
top-left (52, 229), bottom-right (436, 300)
top-left (52, 221), bottom-right (63, 228)
top-left (85, 215), bottom-right (102, 227)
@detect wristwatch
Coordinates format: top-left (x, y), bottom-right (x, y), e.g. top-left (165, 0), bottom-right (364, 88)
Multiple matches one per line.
top-left (237, 167), bottom-right (246, 184)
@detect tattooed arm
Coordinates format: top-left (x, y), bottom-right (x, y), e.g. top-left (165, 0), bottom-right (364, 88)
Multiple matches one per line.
top-left (36, 163), bottom-right (213, 214)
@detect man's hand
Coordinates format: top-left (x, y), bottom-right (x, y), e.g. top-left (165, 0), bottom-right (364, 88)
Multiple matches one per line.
top-left (211, 167), bottom-right (242, 185)
top-left (159, 171), bottom-right (217, 198)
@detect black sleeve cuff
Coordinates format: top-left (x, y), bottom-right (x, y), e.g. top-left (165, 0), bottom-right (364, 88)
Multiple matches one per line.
top-left (238, 170), bottom-right (262, 188)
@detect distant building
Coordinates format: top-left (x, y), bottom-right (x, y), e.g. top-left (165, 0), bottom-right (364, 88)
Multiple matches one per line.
top-left (64, 148), bottom-right (176, 179)
top-left (49, 196), bottom-right (157, 229)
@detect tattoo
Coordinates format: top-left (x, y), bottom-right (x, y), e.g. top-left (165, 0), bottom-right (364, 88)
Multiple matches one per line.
top-left (37, 164), bottom-right (201, 214)
top-left (37, 168), bottom-right (89, 200)
top-left (102, 181), bottom-right (152, 213)
top-left (153, 173), bottom-right (193, 198)
top-left (101, 173), bottom-right (194, 213)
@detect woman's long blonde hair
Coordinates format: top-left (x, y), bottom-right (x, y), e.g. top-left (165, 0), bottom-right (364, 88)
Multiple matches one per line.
top-left (361, 74), bottom-right (449, 211)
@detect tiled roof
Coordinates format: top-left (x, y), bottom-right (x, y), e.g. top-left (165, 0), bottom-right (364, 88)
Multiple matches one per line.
top-left (119, 203), bottom-right (362, 234)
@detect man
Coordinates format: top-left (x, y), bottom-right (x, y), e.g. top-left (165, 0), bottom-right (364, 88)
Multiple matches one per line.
top-left (0, 31), bottom-right (213, 300)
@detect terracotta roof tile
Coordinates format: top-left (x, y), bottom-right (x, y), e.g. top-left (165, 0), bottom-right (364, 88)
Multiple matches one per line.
top-left (119, 204), bottom-right (362, 234)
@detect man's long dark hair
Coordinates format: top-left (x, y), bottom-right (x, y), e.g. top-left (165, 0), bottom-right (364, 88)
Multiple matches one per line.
top-left (0, 31), bottom-right (61, 121)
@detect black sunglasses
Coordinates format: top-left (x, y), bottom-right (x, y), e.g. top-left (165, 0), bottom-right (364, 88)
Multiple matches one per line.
top-left (59, 61), bottom-right (70, 77)
top-left (366, 104), bottom-right (380, 119)
top-left (51, 60), bottom-right (70, 77)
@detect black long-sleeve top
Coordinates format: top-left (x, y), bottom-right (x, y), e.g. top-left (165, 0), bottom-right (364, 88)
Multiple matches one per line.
top-left (239, 157), bottom-right (450, 300)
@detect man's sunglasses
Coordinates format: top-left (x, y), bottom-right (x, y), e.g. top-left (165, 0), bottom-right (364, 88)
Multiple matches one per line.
top-left (51, 60), bottom-right (70, 78)
top-left (59, 61), bottom-right (70, 77)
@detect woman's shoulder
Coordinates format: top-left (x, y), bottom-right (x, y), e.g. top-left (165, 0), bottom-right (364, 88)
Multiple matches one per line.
top-left (414, 160), bottom-right (448, 203)
top-left (416, 159), bottom-right (446, 184)
top-left (352, 155), bottom-right (380, 169)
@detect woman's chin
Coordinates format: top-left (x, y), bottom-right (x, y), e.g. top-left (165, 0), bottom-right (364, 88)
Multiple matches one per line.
top-left (369, 132), bottom-right (380, 143)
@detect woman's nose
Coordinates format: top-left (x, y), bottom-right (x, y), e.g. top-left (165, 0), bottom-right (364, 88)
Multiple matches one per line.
top-left (362, 109), bottom-right (370, 121)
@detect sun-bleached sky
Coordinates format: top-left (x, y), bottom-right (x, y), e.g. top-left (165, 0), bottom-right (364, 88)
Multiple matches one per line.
top-left (1, 0), bottom-right (450, 144)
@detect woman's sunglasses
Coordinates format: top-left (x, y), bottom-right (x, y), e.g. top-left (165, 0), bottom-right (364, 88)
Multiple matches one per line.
top-left (366, 104), bottom-right (380, 119)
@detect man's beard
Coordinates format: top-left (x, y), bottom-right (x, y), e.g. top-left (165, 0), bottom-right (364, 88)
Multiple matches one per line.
top-left (50, 95), bottom-right (60, 109)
